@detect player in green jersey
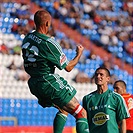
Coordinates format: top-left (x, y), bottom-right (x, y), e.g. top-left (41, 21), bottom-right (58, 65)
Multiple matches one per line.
top-left (83, 67), bottom-right (130, 133)
top-left (21, 10), bottom-right (89, 133)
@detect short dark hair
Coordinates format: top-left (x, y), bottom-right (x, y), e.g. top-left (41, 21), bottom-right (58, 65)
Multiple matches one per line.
top-left (114, 80), bottom-right (126, 88)
top-left (95, 67), bottom-right (111, 77)
top-left (34, 10), bottom-right (51, 28)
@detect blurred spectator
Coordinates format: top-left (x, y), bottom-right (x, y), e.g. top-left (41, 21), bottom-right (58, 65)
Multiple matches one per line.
top-left (7, 60), bottom-right (17, 70)
top-left (11, 23), bottom-right (19, 34)
top-left (108, 74), bottom-right (118, 85)
top-left (0, 44), bottom-right (9, 54)
top-left (109, 31), bottom-right (118, 46)
top-left (78, 54), bottom-right (86, 64)
top-left (87, 50), bottom-right (97, 60)
top-left (73, 70), bottom-right (90, 83)
top-left (82, 1), bottom-right (93, 14)
top-left (101, 59), bottom-right (113, 70)
top-left (10, 2), bottom-right (35, 35)
top-left (11, 19), bottom-right (34, 35)
top-left (60, 39), bottom-right (72, 49)
top-left (124, 41), bottom-right (133, 57)
top-left (123, 0), bottom-right (133, 16)
top-left (14, 65), bottom-right (30, 81)
top-left (7, 61), bottom-right (30, 81)
top-left (12, 45), bottom-right (21, 55)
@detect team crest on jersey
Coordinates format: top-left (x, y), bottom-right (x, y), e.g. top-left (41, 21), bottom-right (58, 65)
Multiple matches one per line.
top-left (60, 53), bottom-right (67, 65)
top-left (128, 98), bottom-right (133, 110)
top-left (92, 112), bottom-right (109, 125)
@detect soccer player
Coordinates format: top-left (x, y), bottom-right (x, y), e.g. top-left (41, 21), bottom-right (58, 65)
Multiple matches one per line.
top-left (82, 67), bottom-right (130, 133)
top-left (21, 9), bottom-right (89, 133)
top-left (114, 80), bottom-right (133, 133)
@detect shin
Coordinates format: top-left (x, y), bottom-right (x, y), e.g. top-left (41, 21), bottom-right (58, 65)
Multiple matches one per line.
top-left (71, 104), bottom-right (89, 133)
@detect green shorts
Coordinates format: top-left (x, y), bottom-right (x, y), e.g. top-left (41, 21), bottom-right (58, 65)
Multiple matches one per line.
top-left (28, 74), bottom-right (77, 108)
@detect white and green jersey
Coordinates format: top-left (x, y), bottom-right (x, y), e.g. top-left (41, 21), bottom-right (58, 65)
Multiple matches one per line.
top-left (83, 89), bottom-right (130, 133)
top-left (22, 31), bottom-right (69, 77)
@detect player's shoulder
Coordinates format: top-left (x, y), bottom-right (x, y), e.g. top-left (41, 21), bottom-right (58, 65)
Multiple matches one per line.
top-left (47, 37), bottom-right (59, 45)
top-left (110, 90), bottom-right (124, 100)
top-left (127, 93), bottom-right (133, 98)
top-left (108, 89), bottom-right (120, 97)
top-left (47, 37), bottom-right (63, 52)
top-left (122, 93), bottom-right (133, 98)
top-left (83, 90), bottom-right (97, 99)
top-left (127, 94), bottom-right (133, 100)
top-left (23, 32), bottom-right (30, 40)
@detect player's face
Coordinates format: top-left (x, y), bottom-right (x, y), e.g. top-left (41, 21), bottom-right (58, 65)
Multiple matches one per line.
top-left (113, 82), bottom-right (124, 95)
top-left (94, 69), bottom-right (110, 86)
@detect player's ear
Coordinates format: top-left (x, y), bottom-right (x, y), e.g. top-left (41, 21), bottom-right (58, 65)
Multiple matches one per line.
top-left (46, 21), bottom-right (49, 27)
top-left (107, 76), bottom-right (110, 83)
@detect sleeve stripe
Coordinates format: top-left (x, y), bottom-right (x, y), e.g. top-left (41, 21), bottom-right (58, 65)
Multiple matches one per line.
top-left (46, 41), bottom-right (69, 69)
top-left (47, 38), bottom-right (62, 53)
top-left (46, 42), bottom-right (60, 63)
top-left (113, 92), bottom-right (130, 117)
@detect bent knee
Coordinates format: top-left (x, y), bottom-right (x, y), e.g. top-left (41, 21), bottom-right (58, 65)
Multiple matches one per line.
top-left (54, 104), bottom-right (69, 116)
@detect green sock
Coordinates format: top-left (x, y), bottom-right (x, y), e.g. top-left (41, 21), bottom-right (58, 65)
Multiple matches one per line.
top-left (76, 118), bottom-right (89, 133)
top-left (53, 112), bottom-right (67, 133)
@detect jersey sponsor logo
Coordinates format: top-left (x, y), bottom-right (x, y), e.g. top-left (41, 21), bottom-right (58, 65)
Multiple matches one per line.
top-left (92, 112), bottom-right (109, 125)
top-left (60, 53), bottom-right (67, 66)
top-left (89, 104), bottom-right (110, 111)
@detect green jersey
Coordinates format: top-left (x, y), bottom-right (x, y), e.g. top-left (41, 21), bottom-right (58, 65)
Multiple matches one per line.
top-left (22, 31), bottom-right (69, 77)
top-left (83, 89), bottom-right (130, 133)
top-left (21, 31), bottom-right (76, 108)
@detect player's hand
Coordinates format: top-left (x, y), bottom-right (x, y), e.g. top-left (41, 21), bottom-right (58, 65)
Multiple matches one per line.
top-left (76, 44), bottom-right (84, 56)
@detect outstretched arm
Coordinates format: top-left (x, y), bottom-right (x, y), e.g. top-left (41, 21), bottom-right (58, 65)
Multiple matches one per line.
top-left (65, 45), bottom-right (84, 72)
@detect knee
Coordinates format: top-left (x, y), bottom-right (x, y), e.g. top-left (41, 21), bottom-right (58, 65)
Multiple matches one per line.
top-left (60, 110), bottom-right (69, 116)
top-left (54, 104), bottom-right (69, 116)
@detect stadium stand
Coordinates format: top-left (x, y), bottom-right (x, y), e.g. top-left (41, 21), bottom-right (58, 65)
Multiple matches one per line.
top-left (32, 0), bottom-right (132, 65)
top-left (0, 0), bottom-right (132, 132)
